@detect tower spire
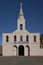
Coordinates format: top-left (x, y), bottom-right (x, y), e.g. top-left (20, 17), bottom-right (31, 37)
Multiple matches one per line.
top-left (18, 3), bottom-right (25, 30)
top-left (19, 3), bottom-right (23, 16)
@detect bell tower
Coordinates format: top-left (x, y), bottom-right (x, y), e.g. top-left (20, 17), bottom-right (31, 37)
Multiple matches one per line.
top-left (17, 3), bottom-right (25, 30)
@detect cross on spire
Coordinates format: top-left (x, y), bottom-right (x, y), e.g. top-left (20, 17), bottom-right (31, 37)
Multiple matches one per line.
top-left (20, 3), bottom-right (22, 6)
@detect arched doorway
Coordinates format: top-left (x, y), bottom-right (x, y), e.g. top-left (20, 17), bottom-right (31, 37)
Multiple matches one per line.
top-left (25, 45), bottom-right (30, 56)
top-left (18, 45), bottom-right (24, 56)
top-left (13, 45), bottom-right (17, 56)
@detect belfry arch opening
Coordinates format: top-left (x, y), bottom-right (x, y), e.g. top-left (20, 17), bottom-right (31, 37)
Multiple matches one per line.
top-left (20, 24), bottom-right (23, 30)
top-left (18, 45), bottom-right (24, 56)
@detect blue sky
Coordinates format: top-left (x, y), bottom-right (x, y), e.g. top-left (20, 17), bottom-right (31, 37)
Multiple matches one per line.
top-left (0, 0), bottom-right (43, 45)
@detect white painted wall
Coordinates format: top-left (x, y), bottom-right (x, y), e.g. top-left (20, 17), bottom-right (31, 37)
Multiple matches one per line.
top-left (2, 29), bottom-right (43, 56)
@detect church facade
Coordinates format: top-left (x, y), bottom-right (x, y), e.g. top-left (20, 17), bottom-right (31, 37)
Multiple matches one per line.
top-left (2, 3), bottom-right (43, 56)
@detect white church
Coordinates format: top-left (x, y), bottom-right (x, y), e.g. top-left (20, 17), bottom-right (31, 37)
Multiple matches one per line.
top-left (2, 3), bottom-right (43, 56)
